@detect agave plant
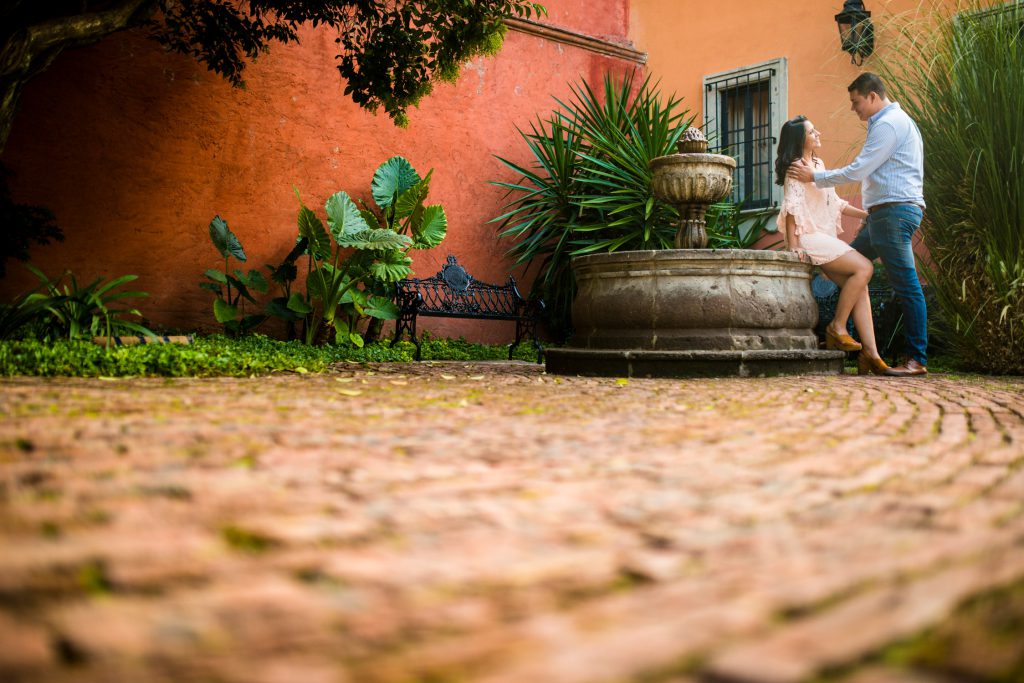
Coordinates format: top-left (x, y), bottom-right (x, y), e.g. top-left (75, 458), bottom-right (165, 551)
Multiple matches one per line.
top-left (21, 264), bottom-right (153, 342)
top-left (878, 1), bottom-right (1024, 372)
top-left (491, 71), bottom-right (695, 339)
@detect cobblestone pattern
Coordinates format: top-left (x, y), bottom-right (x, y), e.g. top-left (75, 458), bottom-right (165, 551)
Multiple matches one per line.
top-left (1, 364), bottom-right (1023, 682)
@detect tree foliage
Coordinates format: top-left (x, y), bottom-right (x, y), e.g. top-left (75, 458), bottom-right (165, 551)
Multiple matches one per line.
top-left (0, 0), bottom-right (545, 151)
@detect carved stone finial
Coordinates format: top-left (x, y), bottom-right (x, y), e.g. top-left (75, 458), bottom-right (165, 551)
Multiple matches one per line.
top-left (678, 127), bottom-right (708, 154)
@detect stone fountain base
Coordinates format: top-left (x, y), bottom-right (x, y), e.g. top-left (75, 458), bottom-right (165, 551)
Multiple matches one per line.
top-left (545, 249), bottom-right (845, 378)
top-left (545, 348), bottom-right (844, 378)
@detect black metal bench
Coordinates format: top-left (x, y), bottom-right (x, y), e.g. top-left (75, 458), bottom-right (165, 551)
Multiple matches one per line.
top-left (391, 255), bottom-right (545, 362)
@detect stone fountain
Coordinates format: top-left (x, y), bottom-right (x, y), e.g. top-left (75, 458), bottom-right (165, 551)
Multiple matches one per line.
top-left (544, 128), bottom-right (845, 378)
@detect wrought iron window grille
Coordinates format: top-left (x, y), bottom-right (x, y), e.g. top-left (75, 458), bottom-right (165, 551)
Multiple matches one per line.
top-left (705, 67), bottom-right (777, 210)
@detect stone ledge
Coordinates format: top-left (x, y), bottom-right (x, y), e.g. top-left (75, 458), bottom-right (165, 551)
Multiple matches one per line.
top-left (545, 348), bottom-right (846, 378)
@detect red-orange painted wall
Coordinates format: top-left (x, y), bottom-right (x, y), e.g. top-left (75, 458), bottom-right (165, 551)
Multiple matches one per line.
top-left (1, 0), bottom-right (637, 342)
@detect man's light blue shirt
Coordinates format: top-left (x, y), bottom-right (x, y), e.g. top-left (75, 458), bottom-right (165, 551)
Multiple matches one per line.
top-left (812, 102), bottom-right (925, 210)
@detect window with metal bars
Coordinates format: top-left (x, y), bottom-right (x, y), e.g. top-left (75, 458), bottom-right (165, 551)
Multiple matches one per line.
top-left (703, 59), bottom-right (786, 212)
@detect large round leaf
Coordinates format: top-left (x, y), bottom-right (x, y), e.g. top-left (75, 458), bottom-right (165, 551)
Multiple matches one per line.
top-left (394, 169), bottom-right (433, 220)
top-left (371, 156), bottom-right (420, 210)
top-left (209, 215), bottom-right (246, 261)
top-left (338, 228), bottom-right (412, 251)
top-left (364, 296), bottom-right (400, 320)
top-left (213, 298), bottom-right (238, 323)
top-left (297, 205), bottom-right (331, 261)
top-left (325, 191), bottom-right (371, 243)
top-left (413, 205), bottom-right (447, 249)
top-left (369, 250), bottom-right (413, 282)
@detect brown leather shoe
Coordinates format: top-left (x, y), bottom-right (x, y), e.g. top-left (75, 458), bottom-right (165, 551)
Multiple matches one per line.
top-left (885, 359), bottom-right (928, 377)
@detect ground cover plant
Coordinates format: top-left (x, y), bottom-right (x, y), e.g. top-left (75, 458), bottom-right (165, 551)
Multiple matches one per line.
top-left (0, 334), bottom-right (541, 377)
top-left (492, 71), bottom-right (776, 340)
top-left (880, 1), bottom-right (1024, 373)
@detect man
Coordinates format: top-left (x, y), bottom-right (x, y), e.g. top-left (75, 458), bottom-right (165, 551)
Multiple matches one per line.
top-left (788, 72), bottom-right (927, 377)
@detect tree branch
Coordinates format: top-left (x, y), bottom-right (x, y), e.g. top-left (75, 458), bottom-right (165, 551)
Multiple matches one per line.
top-left (1, 0), bottom-right (158, 78)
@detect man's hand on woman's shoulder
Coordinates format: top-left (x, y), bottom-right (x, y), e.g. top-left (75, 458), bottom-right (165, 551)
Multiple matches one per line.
top-left (786, 158), bottom-right (815, 183)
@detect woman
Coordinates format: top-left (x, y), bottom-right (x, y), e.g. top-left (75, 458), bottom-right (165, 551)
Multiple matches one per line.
top-left (775, 116), bottom-right (889, 375)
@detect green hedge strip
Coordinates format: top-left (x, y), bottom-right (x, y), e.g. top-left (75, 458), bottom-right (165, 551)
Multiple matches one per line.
top-left (0, 335), bottom-right (541, 378)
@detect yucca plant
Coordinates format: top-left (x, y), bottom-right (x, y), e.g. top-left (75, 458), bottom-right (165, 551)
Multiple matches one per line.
top-left (492, 71), bottom-right (695, 339)
top-left (878, 1), bottom-right (1024, 373)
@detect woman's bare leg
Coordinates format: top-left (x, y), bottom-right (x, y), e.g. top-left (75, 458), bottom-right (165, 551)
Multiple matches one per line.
top-left (850, 288), bottom-right (881, 358)
top-left (819, 251), bottom-right (873, 335)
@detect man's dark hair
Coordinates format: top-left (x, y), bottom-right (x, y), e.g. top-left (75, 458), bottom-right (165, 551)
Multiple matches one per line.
top-left (848, 72), bottom-right (887, 98)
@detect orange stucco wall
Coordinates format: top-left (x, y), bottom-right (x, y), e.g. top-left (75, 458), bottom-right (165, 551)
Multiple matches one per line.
top-left (1, 0), bottom-right (636, 341)
top-left (629, 0), bottom-right (956, 236)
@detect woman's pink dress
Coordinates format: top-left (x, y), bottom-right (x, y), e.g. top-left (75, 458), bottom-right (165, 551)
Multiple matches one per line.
top-left (776, 159), bottom-right (853, 266)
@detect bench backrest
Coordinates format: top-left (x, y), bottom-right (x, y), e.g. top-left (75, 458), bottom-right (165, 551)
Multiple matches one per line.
top-left (396, 256), bottom-right (525, 319)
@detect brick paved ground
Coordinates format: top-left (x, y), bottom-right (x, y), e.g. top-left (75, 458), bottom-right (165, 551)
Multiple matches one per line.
top-left (1, 363), bottom-right (1023, 682)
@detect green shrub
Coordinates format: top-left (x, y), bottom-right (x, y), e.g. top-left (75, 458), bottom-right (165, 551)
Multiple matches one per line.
top-left (2, 265), bottom-right (153, 342)
top-left (0, 334), bottom-right (541, 377)
top-left (880, 2), bottom-right (1024, 373)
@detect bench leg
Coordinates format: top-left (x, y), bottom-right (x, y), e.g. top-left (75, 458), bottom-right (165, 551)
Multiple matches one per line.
top-left (513, 318), bottom-right (544, 364)
top-left (392, 313), bottom-right (423, 361)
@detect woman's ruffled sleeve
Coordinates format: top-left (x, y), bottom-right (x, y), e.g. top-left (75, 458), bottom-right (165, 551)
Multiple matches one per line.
top-left (777, 177), bottom-right (812, 236)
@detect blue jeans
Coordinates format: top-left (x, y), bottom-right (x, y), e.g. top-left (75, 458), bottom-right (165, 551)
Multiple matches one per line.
top-left (850, 204), bottom-right (928, 365)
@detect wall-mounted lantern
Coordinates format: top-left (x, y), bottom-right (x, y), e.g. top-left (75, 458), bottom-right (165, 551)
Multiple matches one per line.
top-left (835, 0), bottom-right (875, 65)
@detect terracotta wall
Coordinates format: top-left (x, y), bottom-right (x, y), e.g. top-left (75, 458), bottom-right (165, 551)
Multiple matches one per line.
top-left (629, 0), bottom-right (956, 237)
top-left (1, 0), bottom-right (637, 341)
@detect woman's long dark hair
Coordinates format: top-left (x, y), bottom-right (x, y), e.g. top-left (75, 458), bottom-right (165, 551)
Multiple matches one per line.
top-left (774, 115), bottom-right (810, 186)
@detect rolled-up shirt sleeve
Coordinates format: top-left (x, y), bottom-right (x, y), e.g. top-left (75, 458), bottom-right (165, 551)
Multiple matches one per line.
top-left (812, 122), bottom-right (898, 188)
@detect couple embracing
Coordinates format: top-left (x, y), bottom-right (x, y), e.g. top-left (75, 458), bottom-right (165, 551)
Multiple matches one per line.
top-left (775, 72), bottom-right (928, 377)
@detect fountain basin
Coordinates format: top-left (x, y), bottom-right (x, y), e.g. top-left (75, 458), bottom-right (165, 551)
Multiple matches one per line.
top-left (545, 249), bottom-right (845, 378)
top-left (649, 153), bottom-right (736, 206)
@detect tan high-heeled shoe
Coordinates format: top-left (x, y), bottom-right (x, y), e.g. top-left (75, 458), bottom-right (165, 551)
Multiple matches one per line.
top-left (857, 352), bottom-right (890, 376)
top-left (825, 325), bottom-right (862, 352)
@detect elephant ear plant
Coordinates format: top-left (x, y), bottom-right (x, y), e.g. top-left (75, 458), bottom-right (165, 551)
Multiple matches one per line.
top-left (357, 156), bottom-right (448, 341)
top-left (201, 156), bottom-right (448, 345)
top-left (284, 157), bottom-right (448, 346)
top-left (200, 216), bottom-right (269, 336)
